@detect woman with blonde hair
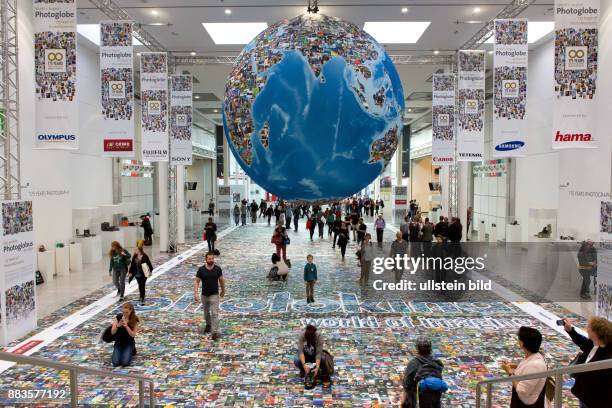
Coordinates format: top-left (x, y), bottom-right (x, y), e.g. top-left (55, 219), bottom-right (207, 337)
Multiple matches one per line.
top-left (109, 241), bottom-right (130, 301)
top-left (110, 302), bottom-right (140, 367)
top-left (129, 240), bottom-right (153, 305)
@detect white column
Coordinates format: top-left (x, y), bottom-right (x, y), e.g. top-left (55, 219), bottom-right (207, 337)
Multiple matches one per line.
top-left (157, 162), bottom-right (169, 251)
top-left (223, 137), bottom-right (230, 186)
top-left (176, 165), bottom-right (185, 244)
top-left (395, 138), bottom-right (403, 186)
top-left (374, 176), bottom-right (381, 201)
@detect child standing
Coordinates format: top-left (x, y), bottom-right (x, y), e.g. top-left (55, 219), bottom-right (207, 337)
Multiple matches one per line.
top-left (303, 254), bottom-right (318, 303)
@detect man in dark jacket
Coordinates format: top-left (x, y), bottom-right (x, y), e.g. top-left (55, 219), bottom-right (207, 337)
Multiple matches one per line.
top-left (401, 336), bottom-right (444, 408)
top-left (563, 317), bottom-right (612, 408)
top-left (249, 200), bottom-right (259, 223)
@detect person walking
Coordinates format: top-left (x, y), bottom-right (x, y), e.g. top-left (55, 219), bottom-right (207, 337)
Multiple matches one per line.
top-left (357, 218), bottom-right (367, 245)
top-left (400, 215), bottom-right (410, 242)
top-left (285, 204), bottom-right (293, 231)
top-left (293, 206), bottom-right (300, 232)
top-left (401, 336), bottom-right (446, 408)
top-left (194, 252), bottom-right (225, 341)
top-left (316, 209), bottom-right (325, 239)
top-left (265, 205), bottom-right (273, 226)
top-left (250, 200), bottom-right (259, 223)
top-left (208, 198), bottom-right (215, 216)
top-left (304, 254), bottom-right (318, 303)
top-left (110, 302), bottom-right (140, 367)
top-left (390, 231), bottom-right (408, 281)
top-left (577, 240), bottom-right (597, 300)
top-left (139, 214), bottom-right (154, 246)
top-left (337, 223), bottom-right (349, 261)
top-left (421, 218), bottom-right (434, 257)
top-left (332, 217), bottom-right (343, 248)
top-left (307, 215), bottom-right (316, 241)
top-left (240, 202), bottom-right (248, 226)
top-left (233, 204), bottom-right (240, 226)
top-left (204, 217), bottom-right (217, 253)
top-left (109, 241), bottom-right (130, 301)
top-left (326, 211), bottom-right (335, 237)
top-left (375, 214), bottom-right (386, 246)
top-left (466, 206), bottom-right (473, 241)
top-left (271, 225), bottom-right (288, 261)
top-left (128, 241), bottom-right (153, 305)
top-left (360, 233), bottom-right (375, 285)
top-left (259, 199), bottom-right (267, 218)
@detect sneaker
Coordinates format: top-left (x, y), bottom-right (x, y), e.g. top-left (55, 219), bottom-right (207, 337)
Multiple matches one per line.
top-left (119, 297), bottom-right (124, 302)
top-left (203, 325), bottom-right (211, 334)
top-left (211, 332), bottom-right (220, 341)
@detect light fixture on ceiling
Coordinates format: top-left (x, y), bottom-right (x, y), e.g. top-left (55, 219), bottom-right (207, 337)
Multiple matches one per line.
top-left (473, 7), bottom-right (481, 13)
top-left (202, 22), bottom-right (268, 44)
top-left (225, 9), bottom-right (232, 15)
top-left (190, 51), bottom-right (196, 56)
top-left (213, 109), bottom-right (219, 113)
top-left (363, 21), bottom-right (431, 44)
top-left (485, 21), bottom-right (554, 44)
top-left (77, 24), bottom-right (143, 46)
top-left (433, 50), bottom-right (440, 55)
top-left (136, 52), bottom-right (141, 56)
top-left (488, 50), bottom-right (493, 54)
top-left (401, 7), bottom-right (408, 14)
top-left (195, 95), bottom-right (200, 99)
top-left (407, 108), bottom-right (412, 112)
top-left (151, 9), bottom-right (159, 16)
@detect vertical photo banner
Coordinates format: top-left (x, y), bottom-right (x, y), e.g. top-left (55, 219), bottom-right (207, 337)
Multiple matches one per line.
top-left (431, 74), bottom-right (456, 165)
top-left (33, 0), bottom-right (78, 149)
top-left (140, 52), bottom-right (169, 161)
top-left (0, 201), bottom-right (36, 345)
top-left (597, 201), bottom-right (612, 320)
top-left (100, 21), bottom-right (134, 156)
top-left (457, 50), bottom-right (485, 162)
top-left (170, 75), bottom-right (193, 165)
top-left (553, 0), bottom-right (600, 149)
top-left (492, 19), bottom-right (528, 157)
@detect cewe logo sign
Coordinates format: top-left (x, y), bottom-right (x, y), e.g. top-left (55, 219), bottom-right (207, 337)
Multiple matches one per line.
top-left (502, 80), bottom-right (519, 98)
top-left (465, 99), bottom-right (479, 114)
top-left (554, 130), bottom-right (592, 143)
top-left (44, 49), bottom-right (66, 73)
top-left (104, 139), bottom-right (133, 152)
top-left (565, 46), bottom-right (588, 71)
top-left (147, 100), bottom-right (161, 115)
top-left (109, 81), bottom-right (126, 99)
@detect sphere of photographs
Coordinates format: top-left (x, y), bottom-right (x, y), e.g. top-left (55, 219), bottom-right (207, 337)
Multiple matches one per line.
top-left (223, 14), bottom-right (404, 200)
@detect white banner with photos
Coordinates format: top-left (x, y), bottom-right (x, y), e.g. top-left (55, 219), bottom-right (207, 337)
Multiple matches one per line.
top-left (552, 0), bottom-right (599, 149)
top-left (170, 75), bottom-right (193, 166)
top-left (492, 19), bottom-right (528, 157)
top-left (431, 74), bottom-right (456, 165)
top-left (100, 21), bottom-right (134, 157)
top-left (33, 0), bottom-right (78, 149)
top-left (0, 201), bottom-right (36, 346)
top-left (597, 202), bottom-right (612, 320)
top-left (457, 50), bottom-right (485, 162)
top-left (140, 52), bottom-right (169, 161)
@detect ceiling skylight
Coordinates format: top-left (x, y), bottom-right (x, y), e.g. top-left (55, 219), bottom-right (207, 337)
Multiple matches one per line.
top-left (202, 22), bottom-right (268, 45)
top-left (363, 22), bottom-right (431, 44)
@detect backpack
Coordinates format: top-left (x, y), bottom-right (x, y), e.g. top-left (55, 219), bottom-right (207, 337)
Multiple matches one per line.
top-left (213, 249), bottom-right (220, 256)
top-left (306, 219), bottom-right (312, 230)
top-left (415, 356), bottom-right (447, 393)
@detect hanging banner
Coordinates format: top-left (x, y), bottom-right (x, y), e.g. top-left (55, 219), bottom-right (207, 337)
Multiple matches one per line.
top-left (552, 0), bottom-right (600, 149)
top-left (431, 74), bottom-right (456, 165)
top-left (492, 19), bottom-right (528, 157)
top-left (100, 21), bottom-right (134, 156)
top-left (598, 202), bottom-right (612, 320)
top-left (0, 201), bottom-right (36, 346)
top-left (33, 0), bottom-right (78, 149)
top-left (140, 52), bottom-right (169, 161)
top-left (170, 75), bottom-right (193, 165)
top-left (457, 50), bottom-right (485, 162)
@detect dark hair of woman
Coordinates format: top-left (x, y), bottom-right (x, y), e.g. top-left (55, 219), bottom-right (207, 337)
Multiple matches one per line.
top-left (271, 253), bottom-right (280, 264)
top-left (304, 324), bottom-right (317, 347)
top-left (517, 326), bottom-right (542, 354)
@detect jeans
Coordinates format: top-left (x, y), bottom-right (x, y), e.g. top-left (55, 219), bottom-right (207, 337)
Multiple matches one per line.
top-left (234, 214), bottom-right (239, 226)
top-left (318, 222), bottom-right (324, 238)
top-left (112, 267), bottom-right (127, 297)
top-left (376, 229), bottom-right (384, 243)
top-left (305, 280), bottom-right (315, 299)
top-left (112, 342), bottom-right (135, 367)
top-left (241, 215), bottom-right (247, 226)
top-left (207, 236), bottom-right (215, 252)
top-left (136, 275), bottom-right (147, 300)
top-left (286, 217), bottom-right (292, 230)
top-left (251, 211), bottom-right (257, 223)
top-left (202, 294), bottom-right (220, 334)
top-left (580, 269), bottom-right (591, 296)
top-left (293, 217), bottom-right (299, 232)
top-left (309, 228), bottom-right (315, 240)
top-left (339, 244), bottom-right (347, 258)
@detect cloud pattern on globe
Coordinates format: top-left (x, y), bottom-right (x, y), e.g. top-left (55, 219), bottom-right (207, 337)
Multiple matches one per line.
top-left (223, 14), bottom-right (404, 200)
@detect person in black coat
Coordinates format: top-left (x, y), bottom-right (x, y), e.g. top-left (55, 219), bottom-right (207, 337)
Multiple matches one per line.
top-left (401, 336), bottom-right (444, 408)
top-left (139, 215), bottom-right (154, 246)
top-left (129, 242), bottom-right (153, 305)
top-left (563, 316), bottom-right (612, 408)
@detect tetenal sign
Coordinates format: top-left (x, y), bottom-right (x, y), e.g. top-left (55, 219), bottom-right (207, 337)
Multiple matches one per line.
top-left (554, 130), bottom-right (592, 142)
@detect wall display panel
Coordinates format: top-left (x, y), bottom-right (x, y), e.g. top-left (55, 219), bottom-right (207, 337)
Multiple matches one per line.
top-left (431, 74), bottom-right (456, 165)
top-left (0, 201), bottom-right (36, 345)
top-left (170, 75), bottom-right (193, 166)
top-left (33, 0), bottom-right (78, 149)
top-left (552, 0), bottom-right (600, 149)
top-left (492, 19), bottom-right (528, 157)
top-left (598, 202), bottom-right (612, 320)
top-left (100, 21), bottom-right (134, 156)
top-left (457, 50), bottom-right (485, 162)
top-left (140, 52), bottom-right (169, 161)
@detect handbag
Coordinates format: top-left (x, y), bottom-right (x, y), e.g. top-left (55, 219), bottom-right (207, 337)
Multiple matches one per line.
top-left (543, 354), bottom-right (555, 402)
top-left (142, 262), bottom-right (151, 278)
top-left (284, 236), bottom-right (291, 245)
top-left (101, 325), bottom-right (115, 343)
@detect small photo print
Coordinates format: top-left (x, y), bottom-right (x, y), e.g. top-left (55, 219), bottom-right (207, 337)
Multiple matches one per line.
top-left (5, 281), bottom-right (36, 324)
top-left (2, 201), bottom-right (34, 236)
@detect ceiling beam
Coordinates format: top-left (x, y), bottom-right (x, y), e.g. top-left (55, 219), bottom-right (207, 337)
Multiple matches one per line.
top-left (173, 54), bottom-right (453, 66)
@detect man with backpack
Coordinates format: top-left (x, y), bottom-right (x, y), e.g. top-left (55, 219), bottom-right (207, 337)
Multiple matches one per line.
top-left (401, 336), bottom-right (447, 408)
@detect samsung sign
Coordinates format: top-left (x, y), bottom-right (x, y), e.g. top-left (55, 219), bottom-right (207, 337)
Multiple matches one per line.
top-left (495, 141), bottom-right (525, 152)
top-left (37, 134), bottom-right (77, 141)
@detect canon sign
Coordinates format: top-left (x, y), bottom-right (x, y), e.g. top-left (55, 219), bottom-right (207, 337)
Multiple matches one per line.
top-left (554, 130), bottom-right (592, 142)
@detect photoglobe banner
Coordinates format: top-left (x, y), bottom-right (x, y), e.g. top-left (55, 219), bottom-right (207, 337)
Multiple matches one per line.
top-left (457, 50), bottom-right (485, 162)
top-left (33, 0), bottom-right (78, 149)
top-left (492, 19), bottom-right (528, 157)
top-left (170, 75), bottom-right (193, 165)
top-left (100, 21), bottom-right (134, 156)
top-left (0, 201), bottom-right (36, 346)
top-left (597, 202), bottom-right (612, 320)
top-left (140, 52), bottom-right (169, 161)
top-left (431, 74), bottom-right (456, 165)
top-left (552, 0), bottom-right (599, 149)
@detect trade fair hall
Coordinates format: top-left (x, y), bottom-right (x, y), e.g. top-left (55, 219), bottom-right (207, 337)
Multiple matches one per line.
top-left (0, 0), bottom-right (611, 407)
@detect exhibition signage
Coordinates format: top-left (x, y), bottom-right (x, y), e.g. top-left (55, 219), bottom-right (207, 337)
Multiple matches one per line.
top-left (0, 201), bottom-right (36, 346)
top-left (597, 202), bottom-right (612, 320)
top-left (33, 0), bottom-right (78, 149)
top-left (431, 73), bottom-right (456, 165)
top-left (457, 50), bottom-right (485, 162)
top-left (492, 19), bottom-right (528, 157)
top-left (552, 0), bottom-right (600, 149)
top-left (140, 52), bottom-right (169, 161)
top-left (170, 75), bottom-right (193, 165)
top-left (100, 21), bottom-right (134, 157)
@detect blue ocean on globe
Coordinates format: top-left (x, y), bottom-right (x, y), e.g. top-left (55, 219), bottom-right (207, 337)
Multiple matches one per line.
top-left (223, 14), bottom-right (404, 200)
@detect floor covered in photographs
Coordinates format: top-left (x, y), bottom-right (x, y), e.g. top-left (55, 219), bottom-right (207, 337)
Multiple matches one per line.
top-left (0, 219), bottom-right (586, 407)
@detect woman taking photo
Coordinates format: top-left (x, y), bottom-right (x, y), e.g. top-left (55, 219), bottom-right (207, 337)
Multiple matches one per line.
top-left (108, 241), bottom-right (130, 301)
top-left (111, 302), bottom-right (140, 367)
top-left (129, 240), bottom-right (153, 305)
top-left (294, 324), bottom-right (331, 384)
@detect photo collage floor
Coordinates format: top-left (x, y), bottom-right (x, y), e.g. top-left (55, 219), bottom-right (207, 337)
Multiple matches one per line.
top-left (0, 218), bottom-right (587, 407)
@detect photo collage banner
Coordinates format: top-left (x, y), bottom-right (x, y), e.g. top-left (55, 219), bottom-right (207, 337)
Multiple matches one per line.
top-left (100, 21), bottom-right (134, 157)
top-left (552, 0), bottom-right (600, 149)
top-left (140, 52), bottom-right (169, 161)
top-left (598, 201), bottom-right (612, 320)
top-left (170, 75), bottom-right (193, 166)
top-left (33, 0), bottom-right (78, 149)
top-left (0, 201), bottom-right (36, 346)
top-left (457, 50), bottom-right (485, 162)
top-left (492, 19), bottom-right (528, 157)
top-left (431, 74), bottom-right (456, 165)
